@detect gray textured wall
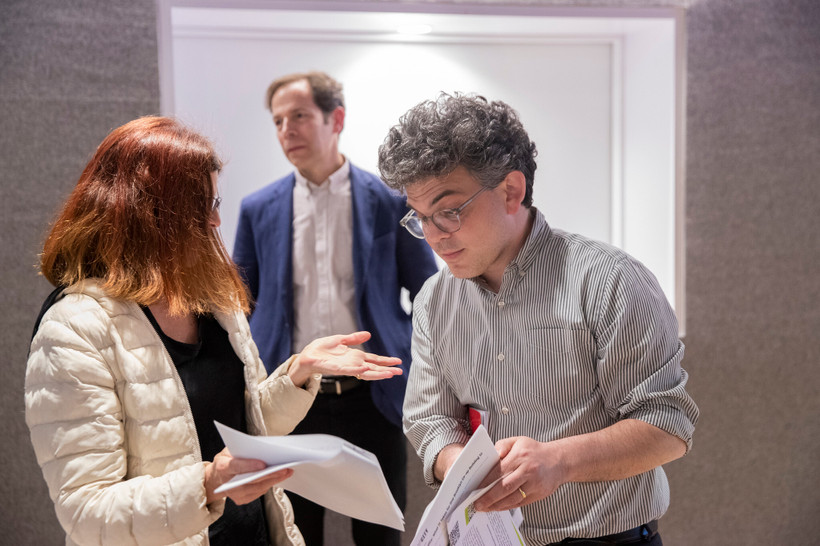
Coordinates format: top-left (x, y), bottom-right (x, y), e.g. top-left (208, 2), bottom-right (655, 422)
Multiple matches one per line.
top-left (674, 0), bottom-right (820, 542)
top-left (1, 0), bottom-right (817, 544)
top-left (1, 0), bottom-right (161, 543)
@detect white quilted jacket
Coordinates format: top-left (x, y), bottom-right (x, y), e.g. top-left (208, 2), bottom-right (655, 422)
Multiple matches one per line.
top-left (25, 279), bottom-right (320, 546)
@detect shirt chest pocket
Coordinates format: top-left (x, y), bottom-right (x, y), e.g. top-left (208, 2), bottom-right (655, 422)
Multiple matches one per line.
top-left (517, 328), bottom-right (598, 410)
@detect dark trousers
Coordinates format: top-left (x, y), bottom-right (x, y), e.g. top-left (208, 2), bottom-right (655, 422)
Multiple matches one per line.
top-left (288, 382), bottom-right (406, 546)
top-left (548, 522), bottom-right (662, 546)
top-left (552, 534), bottom-right (661, 546)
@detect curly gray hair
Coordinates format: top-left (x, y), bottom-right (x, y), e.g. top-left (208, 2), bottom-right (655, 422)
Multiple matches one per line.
top-left (377, 93), bottom-right (537, 207)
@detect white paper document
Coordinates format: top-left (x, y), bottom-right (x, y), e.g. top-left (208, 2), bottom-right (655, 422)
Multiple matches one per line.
top-left (411, 425), bottom-right (524, 546)
top-left (445, 481), bottom-right (525, 546)
top-left (213, 421), bottom-right (404, 530)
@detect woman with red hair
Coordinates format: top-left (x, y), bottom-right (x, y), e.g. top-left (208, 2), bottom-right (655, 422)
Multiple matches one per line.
top-left (25, 116), bottom-right (401, 546)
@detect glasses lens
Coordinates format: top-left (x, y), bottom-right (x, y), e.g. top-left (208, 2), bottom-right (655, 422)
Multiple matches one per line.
top-left (405, 217), bottom-right (426, 239)
top-left (433, 209), bottom-right (461, 234)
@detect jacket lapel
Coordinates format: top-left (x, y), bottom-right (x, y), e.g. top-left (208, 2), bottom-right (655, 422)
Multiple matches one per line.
top-left (350, 165), bottom-right (377, 306)
top-left (271, 176), bottom-right (295, 327)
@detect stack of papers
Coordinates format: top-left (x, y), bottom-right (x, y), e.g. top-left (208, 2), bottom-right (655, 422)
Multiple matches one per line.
top-left (412, 425), bottom-right (524, 546)
top-left (214, 422), bottom-right (404, 530)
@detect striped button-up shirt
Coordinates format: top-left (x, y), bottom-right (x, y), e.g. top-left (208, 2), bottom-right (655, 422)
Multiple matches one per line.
top-left (403, 209), bottom-right (698, 544)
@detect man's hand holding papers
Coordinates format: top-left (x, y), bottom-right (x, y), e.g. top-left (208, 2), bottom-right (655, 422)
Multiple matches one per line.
top-left (411, 426), bottom-right (524, 546)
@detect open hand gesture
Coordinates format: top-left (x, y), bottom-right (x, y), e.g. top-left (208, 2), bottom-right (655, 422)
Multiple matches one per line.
top-left (288, 331), bottom-right (403, 386)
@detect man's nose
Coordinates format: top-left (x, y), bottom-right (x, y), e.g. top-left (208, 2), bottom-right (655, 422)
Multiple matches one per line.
top-left (422, 221), bottom-right (449, 244)
top-left (281, 117), bottom-right (297, 135)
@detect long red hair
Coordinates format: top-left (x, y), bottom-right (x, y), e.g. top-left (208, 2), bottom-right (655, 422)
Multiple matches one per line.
top-left (41, 116), bottom-right (250, 315)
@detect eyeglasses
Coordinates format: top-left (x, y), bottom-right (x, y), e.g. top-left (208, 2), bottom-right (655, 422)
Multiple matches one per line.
top-left (211, 196), bottom-right (222, 213)
top-left (400, 186), bottom-right (489, 239)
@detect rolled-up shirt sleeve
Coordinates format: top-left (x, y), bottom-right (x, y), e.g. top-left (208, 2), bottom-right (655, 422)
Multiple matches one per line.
top-left (402, 280), bottom-right (471, 487)
top-left (594, 256), bottom-right (699, 451)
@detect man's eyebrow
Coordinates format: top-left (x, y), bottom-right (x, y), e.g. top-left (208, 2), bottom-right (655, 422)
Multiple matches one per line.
top-left (408, 189), bottom-right (457, 213)
top-left (273, 106), bottom-right (306, 118)
top-left (429, 189), bottom-right (457, 207)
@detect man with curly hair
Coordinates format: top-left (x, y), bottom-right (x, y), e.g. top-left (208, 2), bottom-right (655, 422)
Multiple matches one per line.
top-left (378, 93), bottom-right (699, 545)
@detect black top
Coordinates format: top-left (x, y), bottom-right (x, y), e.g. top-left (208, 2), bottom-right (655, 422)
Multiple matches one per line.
top-left (142, 308), bottom-right (269, 546)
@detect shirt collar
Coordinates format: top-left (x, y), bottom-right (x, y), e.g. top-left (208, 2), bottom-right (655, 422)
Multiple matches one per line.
top-left (509, 207), bottom-right (549, 274)
top-left (294, 157), bottom-right (350, 193)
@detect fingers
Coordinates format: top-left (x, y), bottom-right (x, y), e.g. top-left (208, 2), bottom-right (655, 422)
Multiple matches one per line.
top-left (474, 437), bottom-right (561, 512)
top-left (208, 448), bottom-right (295, 506)
top-left (362, 352), bottom-right (403, 366)
top-left (337, 331), bottom-right (372, 346)
top-left (473, 474), bottom-right (529, 512)
top-left (225, 456), bottom-right (268, 475)
top-left (495, 437), bottom-right (517, 459)
top-left (206, 450), bottom-right (269, 505)
top-left (354, 351), bottom-right (402, 380)
top-left (298, 332), bottom-right (404, 381)
top-left (475, 440), bottom-right (516, 490)
top-left (251, 467), bottom-right (293, 484)
top-left (228, 468), bottom-right (294, 505)
top-left (474, 437), bottom-right (532, 511)
top-left (356, 368), bottom-right (403, 381)
top-left (356, 358), bottom-right (404, 380)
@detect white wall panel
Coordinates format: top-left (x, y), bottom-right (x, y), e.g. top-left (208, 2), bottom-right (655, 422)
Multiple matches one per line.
top-left (172, 35), bottom-right (612, 250)
top-left (162, 5), bottom-right (680, 316)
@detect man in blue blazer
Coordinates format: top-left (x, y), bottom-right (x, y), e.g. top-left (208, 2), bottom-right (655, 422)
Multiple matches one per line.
top-left (233, 71), bottom-right (437, 546)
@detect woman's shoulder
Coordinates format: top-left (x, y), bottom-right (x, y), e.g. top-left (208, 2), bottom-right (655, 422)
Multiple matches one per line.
top-left (34, 279), bottom-right (145, 350)
top-left (54, 280), bottom-right (130, 319)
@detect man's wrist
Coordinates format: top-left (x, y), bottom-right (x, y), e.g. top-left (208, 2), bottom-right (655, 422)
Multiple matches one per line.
top-left (433, 443), bottom-right (465, 482)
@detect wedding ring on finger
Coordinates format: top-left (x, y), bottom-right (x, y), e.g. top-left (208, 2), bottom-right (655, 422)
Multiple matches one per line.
top-left (518, 487), bottom-right (527, 500)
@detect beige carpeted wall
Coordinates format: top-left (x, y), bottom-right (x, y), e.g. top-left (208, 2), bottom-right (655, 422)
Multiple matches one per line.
top-left (1, 0), bottom-right (817, 544)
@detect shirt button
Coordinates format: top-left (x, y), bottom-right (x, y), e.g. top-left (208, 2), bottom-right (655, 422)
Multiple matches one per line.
top-left (501, 407), bottom-right (510, 415)
top-left (497, 300), bottom-right (505, 308)
top-left (497, 353), bottom-right (505, 361)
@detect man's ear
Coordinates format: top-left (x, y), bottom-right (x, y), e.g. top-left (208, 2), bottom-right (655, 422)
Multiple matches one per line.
top-left (332, 106), bottom-right (345, 134)
top-left (502, 171), bottom-right (527, 214)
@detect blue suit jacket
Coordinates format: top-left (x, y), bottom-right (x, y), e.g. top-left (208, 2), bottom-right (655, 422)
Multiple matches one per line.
top-left (233, 164), bottom-right (438, 426)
